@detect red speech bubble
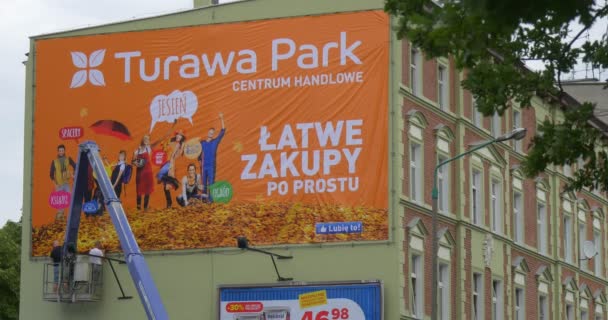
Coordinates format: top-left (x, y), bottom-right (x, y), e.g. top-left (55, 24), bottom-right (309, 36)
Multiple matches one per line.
top-left (59, 126), bottom-right (84, 140)
top-left (48, 191), bottom-right (71, 209)
top-left (225, 302), bottom-right (263, 313)
top-left (152, 149), bottom-right (167, 166)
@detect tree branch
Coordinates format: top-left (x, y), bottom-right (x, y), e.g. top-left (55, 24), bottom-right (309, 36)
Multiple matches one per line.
top-left (565, 5), bottom-right (608, 51)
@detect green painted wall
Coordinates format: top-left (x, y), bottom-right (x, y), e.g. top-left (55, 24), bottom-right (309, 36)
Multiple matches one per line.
top-left (20, 0), bottom-right (403, 319)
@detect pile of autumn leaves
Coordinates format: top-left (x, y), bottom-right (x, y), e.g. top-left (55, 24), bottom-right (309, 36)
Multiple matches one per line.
top-left (31, 201), bottom-right (387, 256)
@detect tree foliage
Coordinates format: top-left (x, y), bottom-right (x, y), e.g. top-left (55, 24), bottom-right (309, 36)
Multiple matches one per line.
top-left (385, 0), bottom-right (608, 192)
top-left (0, 220), bottom-right (21, 320)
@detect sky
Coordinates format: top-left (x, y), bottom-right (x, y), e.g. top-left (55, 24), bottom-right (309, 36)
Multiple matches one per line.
top-left (0, 1), bottom-right (606, 227)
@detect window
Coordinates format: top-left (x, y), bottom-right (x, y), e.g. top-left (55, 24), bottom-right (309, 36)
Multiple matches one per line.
top-left (410, 48), bottom-right (421, 96)
top-left (580, 222), bottom-right (587, 270)
top-left (564, 164), bottom-right (572, 177)
top-left (513, 192), bottom-right (523, 243)
top-left (472, 96), bottom-right (482, 127)
top-left (438, 65), bottom-right (448, 110)
top-left (539, 295), bottom-right (548, 320)
top-left (577, 156), bottom-right (586, 171)
top-left (595, 229), bottom-right (602, 275)
top-left (564, 215), bottom-right (573, 263)
top-left (566, 304), bottom-right (574, 320)
top-left (473, 273), bottom-right (483, 320)
top-left (491, 180), bottom-right (502, 233)
top-left (491, 112), bottom-right (501, 137)
top-left (438, 156), bottom-right (449, 213)
top-left (513, 110), bottom-right (522, 152)
top-left (582, 310), bottom-right (589, 320)
top-left (410, 143), bottom-right (422, 203)
top-left (515, 288), bottom-right (524, 320)
top-left (538, 204), bottom-right (547, 254)
top-left (411, 254), bottom-right (423, 318)
top-left (438, 263), bottom-right (449, 320)
top-left (492, 280), bottom-right (503, 320)
top-left (472, 170), bottom-right (482, 225)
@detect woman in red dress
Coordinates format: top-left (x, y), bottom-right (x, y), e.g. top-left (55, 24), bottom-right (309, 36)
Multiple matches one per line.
top-left (133, 135), bottom-right (155, 211)
top-left (133, 123), bottom-right (175, 211)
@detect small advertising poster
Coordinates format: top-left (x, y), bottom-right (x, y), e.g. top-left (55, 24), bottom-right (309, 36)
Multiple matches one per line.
top-left (218, 281), bottom-right (382, 320)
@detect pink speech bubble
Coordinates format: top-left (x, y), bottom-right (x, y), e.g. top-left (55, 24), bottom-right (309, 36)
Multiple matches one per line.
top-left (48, 191), bottom-right (71, 209)
top-left (152, 149), bottom-right (167, 166)
top-left (59, 126), bottom-right (84, 140)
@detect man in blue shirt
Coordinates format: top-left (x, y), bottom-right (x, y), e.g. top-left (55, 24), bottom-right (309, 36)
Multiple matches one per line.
top-left (200, 112), bottom-right (225, 197)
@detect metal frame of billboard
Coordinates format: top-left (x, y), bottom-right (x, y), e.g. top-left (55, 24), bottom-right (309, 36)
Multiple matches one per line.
top-left (217, 279), bottom-right (384, 320)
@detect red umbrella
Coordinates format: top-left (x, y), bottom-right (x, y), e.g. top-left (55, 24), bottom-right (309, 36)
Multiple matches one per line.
top-left (90, 120), bottom-right (131, 140)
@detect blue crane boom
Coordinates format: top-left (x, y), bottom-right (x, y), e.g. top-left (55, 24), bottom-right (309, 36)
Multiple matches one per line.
top-left (61, 141), bottom-right (168, 320)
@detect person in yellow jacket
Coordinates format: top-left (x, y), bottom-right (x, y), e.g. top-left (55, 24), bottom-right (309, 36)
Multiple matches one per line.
top-left (49, 144), bottom-right (75, 220)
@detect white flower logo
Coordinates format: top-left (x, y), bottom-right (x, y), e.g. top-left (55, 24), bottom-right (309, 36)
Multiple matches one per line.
top-left (70, 49), bottom-right (106, 88)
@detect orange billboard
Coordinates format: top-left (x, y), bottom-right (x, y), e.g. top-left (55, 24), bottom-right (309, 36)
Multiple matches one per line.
top-left (31, 11), bottom-right (389, 256)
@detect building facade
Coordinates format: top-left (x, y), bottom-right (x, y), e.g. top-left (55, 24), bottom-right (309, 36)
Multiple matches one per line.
top-left (400, 41), bottom-right (608, 319)
top-left (19, 0), bottom-right (608, 319)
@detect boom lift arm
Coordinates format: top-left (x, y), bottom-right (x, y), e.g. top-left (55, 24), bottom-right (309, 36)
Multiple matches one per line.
top-left (62, 141), bottom-right (168, 320)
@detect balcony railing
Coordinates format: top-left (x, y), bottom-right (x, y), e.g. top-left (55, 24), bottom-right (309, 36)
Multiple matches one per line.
top-left (43, 255), bottom-right (103, 303)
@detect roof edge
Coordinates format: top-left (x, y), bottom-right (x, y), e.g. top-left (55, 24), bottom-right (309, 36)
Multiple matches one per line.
top-left (30, 0), bottom-right (250, 39)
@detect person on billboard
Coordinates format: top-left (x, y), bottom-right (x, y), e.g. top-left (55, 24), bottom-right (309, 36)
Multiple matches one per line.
top-left (133, 135), bottom-right (158, 211)
top-left (176, 163), bottom-right (206, 207)
top-left (199, 113), bottom-right (226, 198)
top-left (110, 150), bottom-right (127, 198)
top-left (133, 123), bottom-right (175, 211)
top-left (49, 144), bottom-right (76, 220)
top-left (156, 130), bottom-right (185, 208)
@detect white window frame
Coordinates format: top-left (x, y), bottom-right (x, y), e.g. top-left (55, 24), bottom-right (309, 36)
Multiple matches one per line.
top-left (538, 202), bottom-right (547, 254)
top-left (437, 155), bottom-right (449, 214)
top-left (410, 142), bottom-right (423, 203)
top-left (595, 302), bottom-right (604, 320)
top-left (410, 47), bottom-right (422, 96)
top-left (595, 228), bottom-right (602, 276)
top-left (472, 169), bottom-right (482, 225)
top-left (491, 112), bottom-right (501, 137)
top-left (492, 279), bottom-right (503, 320)
top-left (513, 109), bottom-right (522, 152)
top-left (564, 214), bottom-right (573, 263)
top-left (539, 294), bottom-right (548, 320)
top-left (438, 263), bottom-right (450, 320)
top-left (411, 253), bottom-right (423, 319)
top-left (472, 272), bottom-right (484, 320)
top-left (437, 64), bottom-right (448, 110)
top-left (566, 303), bottom-right (574, 320)
top-left (593, 210), bottom-right (603, 276)
top-left (580, 220), bottom-right (588, 270)
top-left (513, 191), bottom-right (523, 244)
top-left (514, 287), bottom-right (525, 320)
top-left (564, 164), bottom-right (572, 177)
top-left (472, 96), bottom-right (482, 127)
top-left (577, 156), bottom-right (586, 171)
top-left (491, 178), bottom-right (502, 234)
